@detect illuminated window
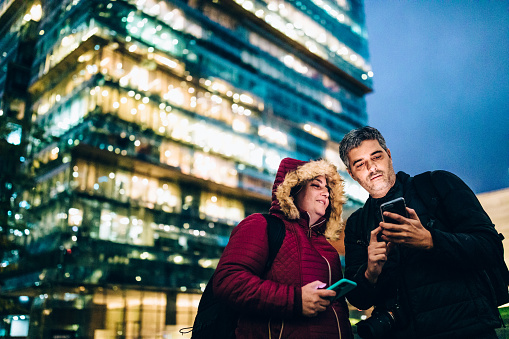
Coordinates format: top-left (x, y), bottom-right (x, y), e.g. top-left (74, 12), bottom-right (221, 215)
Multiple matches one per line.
top-left (199, 192), bottom-right (244, 223)
top-left (93, 289), bottom-right (167, 337)
top-left (68, 208), bottom-right (83, 226)
top-left (258, 125), bottom-right (288, 146)
top-left (6, 123), bottom-right (22, 145)
top-left (99, 210), bottom-right (128, 242)
top-left (176, 293), bottom-right (201, 329)
top-left (192, 152), bottom-right (238, 187)
top-left (156, 182), bottom-right (181, 213)
top-left (160, 140), bottom-right (184, 168)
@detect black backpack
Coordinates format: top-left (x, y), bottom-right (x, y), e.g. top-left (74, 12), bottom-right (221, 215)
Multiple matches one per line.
top-left (413, 171), bottom-right (509, 307)
top-left (180, 213), bottom-right (286, 339)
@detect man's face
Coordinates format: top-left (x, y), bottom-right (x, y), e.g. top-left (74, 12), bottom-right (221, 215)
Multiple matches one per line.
top-left (346, 139), bottom-right (396, 199)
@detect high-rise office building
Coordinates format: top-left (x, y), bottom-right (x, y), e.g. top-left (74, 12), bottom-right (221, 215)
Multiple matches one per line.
top-left (0, 0), bottom-right (372, 337)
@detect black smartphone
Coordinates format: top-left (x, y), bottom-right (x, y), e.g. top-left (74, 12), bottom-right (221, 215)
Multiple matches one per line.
top-left (380, 197), bottom-right (408, 224)
top-left (326, 278), bottom-right (357, 301)
top-left (377, 197), bottom-right (408, 242)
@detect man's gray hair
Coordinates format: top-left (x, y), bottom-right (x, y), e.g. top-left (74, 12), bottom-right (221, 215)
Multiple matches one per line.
top-left (339, 126), bottom-right (389, 168)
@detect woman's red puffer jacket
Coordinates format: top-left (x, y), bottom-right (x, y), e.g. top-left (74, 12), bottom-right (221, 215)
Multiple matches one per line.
top-left (213, 158), bottom-right (353, 338)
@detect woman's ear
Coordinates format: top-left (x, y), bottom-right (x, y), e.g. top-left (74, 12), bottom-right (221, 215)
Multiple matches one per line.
top-left (290, 184), bottom-right (303, 197)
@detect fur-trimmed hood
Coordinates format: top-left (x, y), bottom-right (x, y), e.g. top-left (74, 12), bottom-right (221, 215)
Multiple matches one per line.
top-left (269, 157), bottom-right (346, 240)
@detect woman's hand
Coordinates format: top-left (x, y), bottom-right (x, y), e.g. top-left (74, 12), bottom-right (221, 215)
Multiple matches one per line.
top-left (301, 281), bottom-right (335, 317)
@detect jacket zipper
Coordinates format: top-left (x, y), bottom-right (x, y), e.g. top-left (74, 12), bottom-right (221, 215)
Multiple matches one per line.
top-left (323, 255), bottom-right (332, 286)
top-left (268, 318), bottom-right (284, 339)
top-left (308, 218), bottom-right (326, 238)
top-left (308, 216), bottom-right (342, 337)
top-left (331, 307), bottom-right (342, 339)
top-left (323, 255), bottom-right (342, 338)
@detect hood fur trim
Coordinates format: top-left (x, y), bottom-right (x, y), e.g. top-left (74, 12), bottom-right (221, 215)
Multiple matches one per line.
top-left (275, 159), bottom-right (346, 240)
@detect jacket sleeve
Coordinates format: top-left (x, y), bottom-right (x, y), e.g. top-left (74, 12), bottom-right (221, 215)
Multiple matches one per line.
top-left (343, 210), bottom-right (378, 310)
top-left (426, 170), bottom-right (501, 270)
top-left (213, 213), bottom-right (298, 318)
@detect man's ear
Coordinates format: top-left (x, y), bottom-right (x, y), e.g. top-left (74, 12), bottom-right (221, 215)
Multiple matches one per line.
top-left (387, 148), bottom-right (392, 159)
top-left (347, 167), bottom-right (361, 184)
top-left (346, 167), bottom-right (354, 179)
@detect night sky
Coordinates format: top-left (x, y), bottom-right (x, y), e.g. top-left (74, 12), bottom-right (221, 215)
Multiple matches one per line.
top-left (362, 0), bottom-right (509, 194)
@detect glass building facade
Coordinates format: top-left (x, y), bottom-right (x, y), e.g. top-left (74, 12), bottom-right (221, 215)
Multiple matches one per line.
top-left (0, 0), bottom-right (372, 337)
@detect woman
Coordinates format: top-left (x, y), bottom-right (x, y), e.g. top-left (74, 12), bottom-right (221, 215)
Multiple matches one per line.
top-left (213, 157), bottom-right (353, 338)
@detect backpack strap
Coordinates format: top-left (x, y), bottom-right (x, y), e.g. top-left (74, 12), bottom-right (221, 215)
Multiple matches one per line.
top-left (412, 171), bottom-right (441, 219)
top-left (262, 214), bottom-right (286, 271)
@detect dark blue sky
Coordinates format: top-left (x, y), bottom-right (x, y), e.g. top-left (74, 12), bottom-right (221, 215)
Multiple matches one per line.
top-left (363, 0), bottom-right (509, 194)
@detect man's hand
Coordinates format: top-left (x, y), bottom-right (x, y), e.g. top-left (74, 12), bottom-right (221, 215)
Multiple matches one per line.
top-left (365, 226), bottom-right (390, 284)
top-left (301, 281), bottom-right (335, 317)
top-left (380, 207), bottom-right (434, 250)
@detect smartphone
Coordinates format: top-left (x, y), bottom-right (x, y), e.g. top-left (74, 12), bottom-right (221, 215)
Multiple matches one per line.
top-left (326, 278), bottom-right (357, 301)
top-left (378, 197), bottom-right (408, 242)
top-left (380, 197), bottom-right (408, 224)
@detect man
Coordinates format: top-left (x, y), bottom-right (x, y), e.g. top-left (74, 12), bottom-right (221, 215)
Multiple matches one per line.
top-left (339, 126), bottom-right (501, 339)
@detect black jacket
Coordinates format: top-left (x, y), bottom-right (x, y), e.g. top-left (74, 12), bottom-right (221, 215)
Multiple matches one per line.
top-left (344, 171), bottom-right (501, 339)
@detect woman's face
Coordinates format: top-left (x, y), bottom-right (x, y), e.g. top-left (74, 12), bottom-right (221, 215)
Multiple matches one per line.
top-left (294, 175), bottom-right (330, 225)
